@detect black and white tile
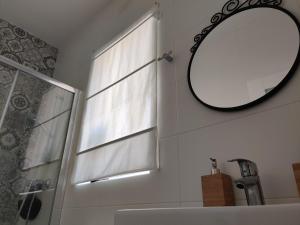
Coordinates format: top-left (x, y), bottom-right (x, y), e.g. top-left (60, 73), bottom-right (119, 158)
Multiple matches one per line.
top-left (0, 18), bottom-right (58, 77)
top-left (0, 63), bottom-right (16, 116)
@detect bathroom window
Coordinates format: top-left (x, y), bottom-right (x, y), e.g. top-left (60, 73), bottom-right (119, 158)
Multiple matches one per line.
top-left (73, 14), bottom-right (158, 184)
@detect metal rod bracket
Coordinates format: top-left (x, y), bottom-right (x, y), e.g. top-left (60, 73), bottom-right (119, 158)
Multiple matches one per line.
top-left (158, 51), bottom-right (174, 62)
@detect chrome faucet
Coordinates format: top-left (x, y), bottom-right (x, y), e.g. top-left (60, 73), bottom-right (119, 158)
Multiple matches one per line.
top-left (228, 159), bottom-right (265, 205)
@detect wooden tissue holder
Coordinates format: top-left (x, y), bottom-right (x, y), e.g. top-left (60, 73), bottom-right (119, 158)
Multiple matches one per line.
top-left (201, 173), bottom-right (235, 207)
top-left (293, 163), bottom-right (300, 196)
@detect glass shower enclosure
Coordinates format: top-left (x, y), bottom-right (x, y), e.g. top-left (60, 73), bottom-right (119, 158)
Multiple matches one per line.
top-left (0, 55), bottom-right (80, 225)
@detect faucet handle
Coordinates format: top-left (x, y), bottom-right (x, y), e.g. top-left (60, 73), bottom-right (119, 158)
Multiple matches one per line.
top-left (228, 158), bottom-right (258, 177)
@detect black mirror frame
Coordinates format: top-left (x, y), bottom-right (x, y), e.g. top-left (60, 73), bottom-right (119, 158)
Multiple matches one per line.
top-left (187, 0), bottom-right (300, 111)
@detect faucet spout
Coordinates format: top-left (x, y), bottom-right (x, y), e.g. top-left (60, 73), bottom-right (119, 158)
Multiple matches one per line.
top-left (228, 159), bottom-right (265, 205)
top-left (234, 176), bottom-right (265, 205)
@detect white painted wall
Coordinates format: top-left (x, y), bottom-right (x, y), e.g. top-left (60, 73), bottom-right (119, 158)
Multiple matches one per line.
top-left (0, 0), bottom-right (112, 46)
top-left (54, 0), bottom-right (300, 225)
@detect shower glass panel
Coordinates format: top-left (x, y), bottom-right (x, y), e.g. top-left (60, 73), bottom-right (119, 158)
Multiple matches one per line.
top-left (0, 60), bottom-right (76, 225)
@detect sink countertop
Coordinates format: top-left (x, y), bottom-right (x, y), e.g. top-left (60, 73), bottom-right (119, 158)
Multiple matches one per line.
top-left (115, 203), bottom-right (300, 225)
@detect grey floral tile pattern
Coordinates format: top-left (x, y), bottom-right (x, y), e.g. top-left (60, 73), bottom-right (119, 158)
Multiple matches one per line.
top-left (0, 63), bottom-right (16, 116)
top-left (0, 129), bottom-right (20, 151)
top-left (0, 18), bottom-right (61, 224)
top-left (0, 73), bottom-right (59, 224)
top-left (0, 147), bottom-right (19, 224)
top-left (0, 18), bottom-right (58, 77)
top-left (0, 72), bottom-right (73, 224)
top-left (0, 73), bottom-right (50, 224)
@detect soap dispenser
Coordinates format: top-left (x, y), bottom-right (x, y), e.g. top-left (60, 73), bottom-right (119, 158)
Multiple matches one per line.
top-left (201, 158), bottom-right (235, 207)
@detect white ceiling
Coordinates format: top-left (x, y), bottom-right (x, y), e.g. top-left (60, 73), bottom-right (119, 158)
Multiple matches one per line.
top-left (0, 0), bottom-right (112, 47)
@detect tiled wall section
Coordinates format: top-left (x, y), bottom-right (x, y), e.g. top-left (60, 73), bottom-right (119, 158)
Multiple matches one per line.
top-left (0, 72), bottom-right (73, 225)
top-left (54, 0), bottom-right (300, 225)
top-left (0, 19), bottom-right (59, 224)
top-left (0, 63), bottom-right (16, 115)
top-left (0, 18), bottom-right (58, 77)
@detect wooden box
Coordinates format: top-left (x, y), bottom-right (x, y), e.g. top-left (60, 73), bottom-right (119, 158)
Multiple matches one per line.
top-left (293, 163), bottom-right (300, 196)
top-left (201, 173), bottom-right (235, 207)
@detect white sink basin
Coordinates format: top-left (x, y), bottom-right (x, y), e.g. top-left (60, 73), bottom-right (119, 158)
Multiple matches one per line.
top-left (115, 204), bottom-right (300, 225)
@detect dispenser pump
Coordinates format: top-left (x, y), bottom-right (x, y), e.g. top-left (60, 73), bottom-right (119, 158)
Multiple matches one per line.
top-left (210, 158), bottom-right (220, 175)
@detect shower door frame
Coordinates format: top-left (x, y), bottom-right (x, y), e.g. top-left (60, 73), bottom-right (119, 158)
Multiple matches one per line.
top-left (0, 55), bottom-right (76, 92)
top-left (0, 54), bottom-right (81, 225)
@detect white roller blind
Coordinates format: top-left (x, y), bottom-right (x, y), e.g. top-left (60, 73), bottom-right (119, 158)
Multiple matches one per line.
top-left (88, 16), bottom-right (157, 97)
top-left (73, 14), bottom-right (158, 184)
top-left (73, 130), bottom-right (157, 184)
top-left (79, 63), bottom-right (156, 152)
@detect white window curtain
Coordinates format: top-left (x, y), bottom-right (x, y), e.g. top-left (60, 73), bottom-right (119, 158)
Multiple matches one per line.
top-left (72, 14), bottom-right (158, 184)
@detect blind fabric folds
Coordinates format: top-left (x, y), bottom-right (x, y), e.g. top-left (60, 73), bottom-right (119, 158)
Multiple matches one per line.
top-left (79, 63), bottom-right (157, 152)
top-left (87, 16), bottom-right (157, 98)
top-left (73, 14), bottom-right (158, 184)
top-left (73, 129), bottom-right (157, 184)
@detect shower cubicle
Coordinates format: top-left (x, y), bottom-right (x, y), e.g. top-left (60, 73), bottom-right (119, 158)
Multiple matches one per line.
top-left (0, 55), bottom-right (80, 225)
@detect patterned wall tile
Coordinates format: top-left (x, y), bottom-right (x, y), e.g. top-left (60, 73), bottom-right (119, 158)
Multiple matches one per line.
top-left (0, 18), bottom-right (60, 224)
top-left (0, 71), bottom-right (74, 224)
top-left (0, 18), bottom-right (58, 77)
top-left (0, 63), bottom-right (16, 116)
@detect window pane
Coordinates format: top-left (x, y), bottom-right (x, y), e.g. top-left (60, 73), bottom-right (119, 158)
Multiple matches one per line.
top-left (79, 62), bottom-right (156, 152)
top-left (87, 17), bottom-right (156, 97)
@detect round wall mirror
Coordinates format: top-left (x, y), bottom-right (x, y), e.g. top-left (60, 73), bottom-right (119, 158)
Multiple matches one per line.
top-left (188, 3), bottom-right (300, 111)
